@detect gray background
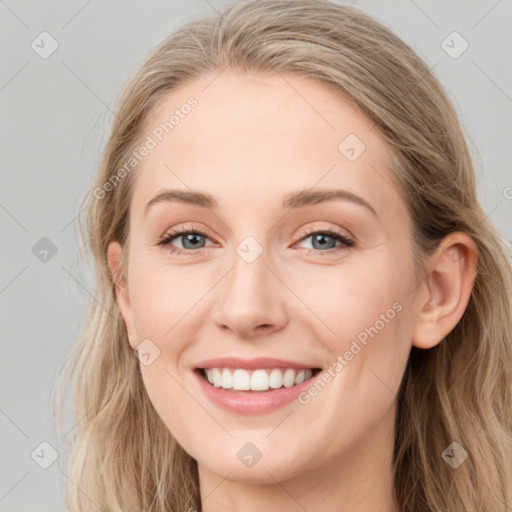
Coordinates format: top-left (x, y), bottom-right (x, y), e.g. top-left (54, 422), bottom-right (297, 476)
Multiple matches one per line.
top-left (1, 0), bottom-right (511, 510)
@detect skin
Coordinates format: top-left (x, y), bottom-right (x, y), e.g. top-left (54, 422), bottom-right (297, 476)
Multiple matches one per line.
top-left (107, 71), bottom-right (477, 512)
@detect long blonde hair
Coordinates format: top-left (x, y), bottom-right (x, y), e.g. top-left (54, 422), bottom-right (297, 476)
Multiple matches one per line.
top-left (52, 1), bottom-right (512, 510)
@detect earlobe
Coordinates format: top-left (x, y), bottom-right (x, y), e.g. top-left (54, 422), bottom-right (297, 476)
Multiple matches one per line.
top-left (412, 232), bottom-right (478, 349)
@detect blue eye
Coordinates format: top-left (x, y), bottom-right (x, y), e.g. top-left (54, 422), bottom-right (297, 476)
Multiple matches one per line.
top-left (157, 226), bottom-right (354, 256)
top-left (158, 227), bottom-right (210, 254)
top-left (296, 228), bottom-right (355, 255)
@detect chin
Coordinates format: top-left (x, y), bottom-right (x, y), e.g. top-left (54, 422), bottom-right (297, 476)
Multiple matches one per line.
top-left (197, 445), bottom-right (312, 484)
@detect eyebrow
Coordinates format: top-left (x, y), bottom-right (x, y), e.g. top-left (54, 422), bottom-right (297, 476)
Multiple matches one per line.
top-left (144, 188), bottom-right (377, 217)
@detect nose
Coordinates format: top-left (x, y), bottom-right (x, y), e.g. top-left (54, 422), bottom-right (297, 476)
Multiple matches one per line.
top-left (210, 248), bottom-right (288, 340)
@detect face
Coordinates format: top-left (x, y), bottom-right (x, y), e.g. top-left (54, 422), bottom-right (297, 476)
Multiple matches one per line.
top-left (109, 72), bottom-right (421, 486)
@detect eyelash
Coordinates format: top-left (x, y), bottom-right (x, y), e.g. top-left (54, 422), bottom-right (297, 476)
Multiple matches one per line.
top-left (157, 225), bottom-right (355, 256)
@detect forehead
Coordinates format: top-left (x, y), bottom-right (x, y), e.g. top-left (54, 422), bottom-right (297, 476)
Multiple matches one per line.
top-left (131, 71), bottom-right (403, 220)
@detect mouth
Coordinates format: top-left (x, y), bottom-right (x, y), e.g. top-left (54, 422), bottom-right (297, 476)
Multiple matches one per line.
top-left (194, 367), bottom-right (322, 393)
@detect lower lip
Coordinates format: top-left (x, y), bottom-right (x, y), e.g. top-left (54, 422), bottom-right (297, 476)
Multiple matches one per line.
top-left (192, 368), bottom-right (320, 415)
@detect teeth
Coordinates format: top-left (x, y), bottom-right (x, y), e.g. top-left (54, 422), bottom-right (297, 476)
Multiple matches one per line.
top-left (295, 369), bottom-right (306, 385)
top-left (221, 368), bottom-right (233, 388)
top-left (251, 369), bottom-right (268, 391)
top-left (203, 368), bottom-right (314, 391)
top-left (233, 369), bottom-right (251, 390)
top-left (269, 368), bottom-right (283, 389)
top-left (212, 368), bottom-right (222, 387)
top-left (282, 368), bottom-right (296, 388)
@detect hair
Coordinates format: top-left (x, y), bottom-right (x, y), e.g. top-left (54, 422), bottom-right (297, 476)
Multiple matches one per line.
top-left (51, 0), bottom-right (512, 510)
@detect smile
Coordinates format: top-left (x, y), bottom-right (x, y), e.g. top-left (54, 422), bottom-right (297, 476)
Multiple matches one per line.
top-left (200, 367), bottom-right (321, 392)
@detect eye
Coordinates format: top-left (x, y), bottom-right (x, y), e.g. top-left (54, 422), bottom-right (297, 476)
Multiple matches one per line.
top-left (157, 225), bottom-right (212, 255)
top-left (157, 225), bottom-right (355, 256)
top-left (295, 227), bottom-right (355, 255)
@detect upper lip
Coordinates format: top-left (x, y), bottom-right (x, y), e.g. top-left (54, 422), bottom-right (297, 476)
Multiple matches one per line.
top-left (194, 357), bottom-right (322, 370)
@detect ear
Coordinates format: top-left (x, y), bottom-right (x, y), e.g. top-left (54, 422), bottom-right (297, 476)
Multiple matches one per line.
top-left (412, 232), bottom-right (478, 349)
top-left (107, 241), bottom-right (137, 350)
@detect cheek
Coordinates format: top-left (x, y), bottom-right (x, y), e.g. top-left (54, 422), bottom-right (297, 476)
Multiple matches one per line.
top-left (291, 255), bottom-right (411, 348)
top-left (137, 361), bottom-right (207, 466)
top-left (127, 262), bottom-right (204, 440)
top-left (287, 259), bottom-right (413, 460)
top-left (129, 259), bottom-right (204, 340)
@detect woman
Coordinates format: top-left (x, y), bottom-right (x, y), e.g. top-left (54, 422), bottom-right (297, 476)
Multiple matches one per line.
top-left (52, 0), bottom-right (512, 510)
